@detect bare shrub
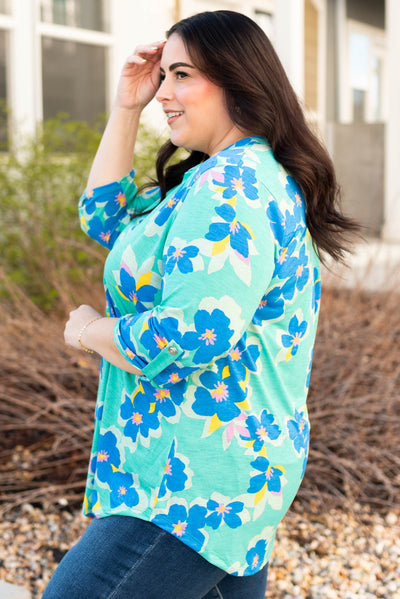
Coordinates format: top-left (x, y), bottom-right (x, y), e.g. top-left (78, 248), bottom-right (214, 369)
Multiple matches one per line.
top-left (0, 279), bottom-right (399, 514)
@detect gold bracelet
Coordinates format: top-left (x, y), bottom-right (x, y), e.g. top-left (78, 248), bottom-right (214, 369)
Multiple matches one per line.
top-left (78, 317), bottom-right (102, 354)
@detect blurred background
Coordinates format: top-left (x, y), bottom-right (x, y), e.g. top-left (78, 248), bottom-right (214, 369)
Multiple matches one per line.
top-left (0, 2), bottom-right (399, 598)
top-left (0, 0), bottom-right (398, 240)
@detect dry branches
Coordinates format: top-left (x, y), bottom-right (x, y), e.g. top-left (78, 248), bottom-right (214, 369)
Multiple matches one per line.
top-left (0, 283), bottom-right (399, 515)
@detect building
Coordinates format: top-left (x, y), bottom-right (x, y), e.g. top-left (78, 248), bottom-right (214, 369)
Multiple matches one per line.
top-left (1, 0), bottom-right (399, 242)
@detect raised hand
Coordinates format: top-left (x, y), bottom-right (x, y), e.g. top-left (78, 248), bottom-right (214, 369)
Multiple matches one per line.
top-left (115, 40), bottom-right (166, 110)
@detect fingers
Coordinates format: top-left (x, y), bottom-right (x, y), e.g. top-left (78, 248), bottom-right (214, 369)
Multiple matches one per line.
top-left (127, 40), bottom-right (166, 64)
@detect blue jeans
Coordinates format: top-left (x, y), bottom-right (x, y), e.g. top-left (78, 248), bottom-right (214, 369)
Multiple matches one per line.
top-left (42, 515), bottom-right (268, 599)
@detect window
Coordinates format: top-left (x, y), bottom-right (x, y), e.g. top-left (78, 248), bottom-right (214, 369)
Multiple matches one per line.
top-left (348, 23), bottom-right (386, 123)
top-left (0, 0), bottom-right (11, 14)
top-left (254, 10), bottom-right (275, 44)
top-left (42, 37), bottom-right (107, 123)
top-left (40, 0), bottom-right (110, 32)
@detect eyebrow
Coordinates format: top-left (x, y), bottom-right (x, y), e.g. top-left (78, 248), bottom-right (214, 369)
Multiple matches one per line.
top-left (160, 61), bottom-right (195, 72)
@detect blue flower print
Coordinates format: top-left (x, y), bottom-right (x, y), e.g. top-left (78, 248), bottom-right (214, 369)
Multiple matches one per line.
top-left (104, 190), bottom-right (127, 216)
top-left (206, 499), bottom-right (244, 530)
top-left (164, 244), bottom-right (200, 275)
top-left (155, 185), bottom-right (186, 227)
top-left (180, 309), bottom-right (234, 365)
top-left (140, 316), bottom-right (182, 360)
top-left (158, 440), bottom-right (188, 499)
top-left (281, 314), bottom-right (308, 360)
top-left (140, 379), bottom-right (185, 419)
top-left (285, 176), bottom-right (305, 221)
top-left (152, 503), bottom-right (207, 552)
top-left (312, 266), bottom-right (321, 314)
top-left (109, 471), bottom-right (139, 509)
top-left (227, 334), bottom-right (260, 381)
top-left (192, 365), bottom-right (241, 422)
top-left (120, 389), bottom-right (160, 443)
top-left (115, 264), bottom-right (158, 313)
top-left (287, 408), bottom-right (310, 455)
top-left (244, 539), bottom-right (267, 575)
top-left (248, 456), bottom-right (285, 495)
top-left (205, 204), bottom-right (253, 260)
top-left (272, 237), bottom-right (299, 281)
top-left (105, 289), bottom-right (122, 317)
top-left (267, 200), bottom-right (302, 249)
top-left (85, 214), bottom-right (119, 248)
top-left (252, 287), bottom-right (284, 326)
top-left (241, 410), bottom-right (281, 452)
top-left (293, 245), bottom-right (310, 293)
top-left (215, 164), bottom-right (259, 201)
top-left (93, 431), bottom-right (121, 483)
top-left (279, 245), bottom-right (310, 301)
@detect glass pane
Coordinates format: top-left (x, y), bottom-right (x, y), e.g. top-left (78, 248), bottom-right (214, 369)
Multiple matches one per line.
top-left (0, 0), bottom-right (11, 14)
top-left (371, 56), bottom-right (383, 122)
top-left (353, 89), bottom-right (366, 122)
top-left (42, 37), bottom-right (107, 123)
top-left (40, 0), bottom-right (109, 32)
top-left (0, 30), bottom-right (8, 150)
top-left (349, 32), bottom-right (370, 91)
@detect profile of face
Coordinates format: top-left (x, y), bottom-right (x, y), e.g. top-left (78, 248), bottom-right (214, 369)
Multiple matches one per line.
top-left (156, 33), bottom-right (246, 156)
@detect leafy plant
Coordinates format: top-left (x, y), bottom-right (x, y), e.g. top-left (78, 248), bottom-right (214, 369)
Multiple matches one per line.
top-left (0, 114), bottom-right (164, 313)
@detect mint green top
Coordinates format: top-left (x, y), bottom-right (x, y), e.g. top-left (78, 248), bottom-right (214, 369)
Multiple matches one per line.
top-left (79, 136), bottom-right (321, 575)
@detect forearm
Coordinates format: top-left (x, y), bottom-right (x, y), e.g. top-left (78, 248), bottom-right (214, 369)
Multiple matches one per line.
top-left (80, 315), bottom-right (144, 376)
top-left (86, 105), bottom-right (142, 191)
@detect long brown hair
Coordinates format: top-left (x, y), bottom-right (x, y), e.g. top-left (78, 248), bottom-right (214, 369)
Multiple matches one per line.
top-left (153, 10), bottom-right (359, 263)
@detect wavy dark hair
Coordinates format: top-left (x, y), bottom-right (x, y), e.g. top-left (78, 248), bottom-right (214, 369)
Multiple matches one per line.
top-left (152, 10), bottom-right (359, 263)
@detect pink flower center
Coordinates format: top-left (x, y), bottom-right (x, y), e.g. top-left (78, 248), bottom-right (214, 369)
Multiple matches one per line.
top-left (200, 329), bottom-right (216, 345)
top-left (116, 192), bottom-right (126, 207)
top-left (230, 348), bottom-right (241, 361)
top-left (233, 178), bottom-right (244, 192)
top-left (216, 504), bottom-right (231, 515)
top-left (229, 218), bottom-right (240, 234)
top-left (278, 247), bottom-right (288, 264)
top-left (132, 412), bottom-right (143, 425)
top-left (154, 334), bottom-right (168, 349)
top-left (256, 426), bottom-right (268, 441)
top-left (118, 486), bottom-right (127, 497)
top-left (155, 389), bottom-right (170, 403)
top-left (211, 381), bottom-right (229, 402)
top-left (172, 520), bottom-right (187, 537)
top-left (164, 459), bottom-right (172, 475)
top-left (97, 450), bottom-right (109, 463)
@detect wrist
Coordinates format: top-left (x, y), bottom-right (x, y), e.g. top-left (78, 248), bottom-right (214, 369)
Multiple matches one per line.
top-left (78, 317), bottom-right (103, 354)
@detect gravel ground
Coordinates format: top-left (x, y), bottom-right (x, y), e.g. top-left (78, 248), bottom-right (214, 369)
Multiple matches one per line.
top-left (0, 503), bottom-right (399, 598)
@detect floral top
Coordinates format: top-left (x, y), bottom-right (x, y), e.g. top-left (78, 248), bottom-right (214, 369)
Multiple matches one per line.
top-left (79, 136), bottom-right (321, 576)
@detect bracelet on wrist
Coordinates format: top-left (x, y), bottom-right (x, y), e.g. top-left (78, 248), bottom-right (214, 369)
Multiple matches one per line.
top-left (78, 317), bottom-right (102, 354)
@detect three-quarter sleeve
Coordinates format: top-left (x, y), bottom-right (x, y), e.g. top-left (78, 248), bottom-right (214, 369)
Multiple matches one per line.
top-left (113, 163), bottom-right (275, 389)
top-left (78, 169), bottom-right (161, 249)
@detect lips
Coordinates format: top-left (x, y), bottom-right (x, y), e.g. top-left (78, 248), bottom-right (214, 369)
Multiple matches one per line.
top-left (165, 110), bottom-right (184, 125)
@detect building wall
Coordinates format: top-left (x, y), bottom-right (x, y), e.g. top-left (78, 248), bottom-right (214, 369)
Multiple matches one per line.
top-left (330, 122), bottom-right (384, 236)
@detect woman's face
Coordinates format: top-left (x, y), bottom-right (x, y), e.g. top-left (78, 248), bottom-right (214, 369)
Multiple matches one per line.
top-left (156, 34), bottom-right (245, 156)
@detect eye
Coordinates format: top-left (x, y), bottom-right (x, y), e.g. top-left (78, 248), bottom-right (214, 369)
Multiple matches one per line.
top-left (175, 70), bottom-right (189, 80)
top-left (159, 72), bottom-right (166, 84)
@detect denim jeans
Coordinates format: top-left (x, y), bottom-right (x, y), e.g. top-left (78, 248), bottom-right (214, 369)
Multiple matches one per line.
top-left (42, 515), bottom-right (268, 599)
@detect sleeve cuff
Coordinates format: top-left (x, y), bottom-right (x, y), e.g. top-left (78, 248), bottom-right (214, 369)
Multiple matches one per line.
top-left (113, 318), bottom-right (190, 389)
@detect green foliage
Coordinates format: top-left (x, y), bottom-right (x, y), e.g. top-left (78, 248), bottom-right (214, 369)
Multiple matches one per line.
top-left (0, 114), bottom-right (163, 313)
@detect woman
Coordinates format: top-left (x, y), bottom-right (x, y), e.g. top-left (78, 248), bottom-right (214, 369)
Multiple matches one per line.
top-left (44, 10), bottom-right (357, 599)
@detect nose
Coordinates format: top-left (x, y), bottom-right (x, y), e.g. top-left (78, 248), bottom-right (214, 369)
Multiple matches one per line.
top-left (155, 76), bottom-right (173, 103)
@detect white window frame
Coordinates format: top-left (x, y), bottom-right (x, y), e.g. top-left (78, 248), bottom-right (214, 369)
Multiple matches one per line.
top-left (7, 0), bottom-right (114, 148)
top-left (346, 19), bottom-right (387, 124)
top-left (38, 5), bottom-right (114, 122)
